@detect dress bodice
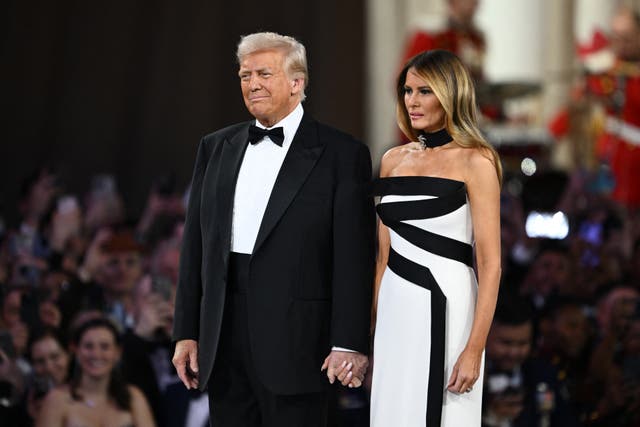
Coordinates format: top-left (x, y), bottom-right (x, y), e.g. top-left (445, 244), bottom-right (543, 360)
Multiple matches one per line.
top-left (373, 176), bottom-right (473, 267)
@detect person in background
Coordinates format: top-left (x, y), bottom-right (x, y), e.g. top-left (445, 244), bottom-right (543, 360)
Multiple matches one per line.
top-left (148, 230), bottom-right (182, 285)
top-left (98, 230), bottom-right (145, 329)
top-left (26, 329), bottom-right (71, 422)
top-left (0, 343), bottom-right (29, 427)
top-left (135, 175), bottom-right (185, 248)
top-left (483, 292), bottom-right (578, 427)
top-left (37, 316), bottom-right (155, 427)
top-left (58, 229), bottom-right (145, 331)
top-left (7, 167), bottom-right (59, 286)
top-left (536, 297), bottom-right (595, 424)
top-left (28, 329), bottom-right (70, 387)
top-left (519, 243), bottom-right (572, 310)
top-left (83, 175), bottom-right (125, 236)
top-left (549, 6), bottom-right (640, 208)
top-left (401, 0), bottom-right (485, 82)
top-left (587, 286), bottom-right (640, 425)
top-left (592, 6), bottom-right (640, 209)
top-left (122, 274), bottom-right (208, 427)
top-left (0, 286), bottom-right (31, 370)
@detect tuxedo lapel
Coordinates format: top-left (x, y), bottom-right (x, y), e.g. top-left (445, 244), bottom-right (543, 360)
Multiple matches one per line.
top-left (253, 115), bottom-right (325, 254)
top-left (214, 124), bottom-right (250, 259)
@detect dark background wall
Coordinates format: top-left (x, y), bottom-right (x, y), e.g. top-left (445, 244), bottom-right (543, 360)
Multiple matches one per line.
top-left (0, 0), bottom-right (365, 225)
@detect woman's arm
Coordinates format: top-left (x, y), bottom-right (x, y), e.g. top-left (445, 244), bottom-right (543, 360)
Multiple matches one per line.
top-left (35, 389), bottom-right (66, 427)
top-left (447, 148), bottom-right (502, 393)
top-left (466, 149), bottom-right (502, 351)
top-left (129, 385), bottom-right (156, 427)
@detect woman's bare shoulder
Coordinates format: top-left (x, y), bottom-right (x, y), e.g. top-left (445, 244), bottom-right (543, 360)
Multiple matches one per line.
top-left (44, 385), bottom-right (72, 403)
top-left (38, 385), bottom-right (71, 425)
top-left (380, 143), bottom-right (416, 177)
top-left (460, 146), bottom-right (499, 188)
top-left (128, 384), bottom-right (145, 400)
top-left (459, 145), bottom-right (495, 169)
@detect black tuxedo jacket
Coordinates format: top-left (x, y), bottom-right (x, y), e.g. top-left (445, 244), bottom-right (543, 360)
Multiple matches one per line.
top-left (173, 113), bottom-right (375, 395)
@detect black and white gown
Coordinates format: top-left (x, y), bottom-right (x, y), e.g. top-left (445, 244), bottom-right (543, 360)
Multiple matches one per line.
top-left (370, 176), bottom-right (483, 427)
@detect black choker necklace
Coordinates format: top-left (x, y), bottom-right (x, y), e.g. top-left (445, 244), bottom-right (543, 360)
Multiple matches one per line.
top-left (417, 128), bottom-right (452, 149)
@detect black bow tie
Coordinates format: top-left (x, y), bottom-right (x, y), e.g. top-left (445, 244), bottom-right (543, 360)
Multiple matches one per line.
top-left (248, 125), bottom-right (285, 147)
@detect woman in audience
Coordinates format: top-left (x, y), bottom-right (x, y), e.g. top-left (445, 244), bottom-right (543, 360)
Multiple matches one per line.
top-left (36, 317), bottom-right (155, 427)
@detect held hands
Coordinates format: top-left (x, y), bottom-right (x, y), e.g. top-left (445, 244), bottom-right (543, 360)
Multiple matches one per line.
top-left (447, 347), bottom-right (482, 394)
top-left (321, 350), bottom-right (368, 388)
top-left (172, 339), bottom-right (199, 390)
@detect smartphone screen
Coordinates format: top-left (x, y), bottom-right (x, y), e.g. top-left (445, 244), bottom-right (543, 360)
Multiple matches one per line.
top-left (525, 211), bottom-right (569, 239)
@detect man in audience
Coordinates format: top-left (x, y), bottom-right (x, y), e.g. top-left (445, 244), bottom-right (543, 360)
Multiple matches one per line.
top-left (123, 274), bottom-right (208, 427)
top-left (483, 292), bottom-right (578, 426)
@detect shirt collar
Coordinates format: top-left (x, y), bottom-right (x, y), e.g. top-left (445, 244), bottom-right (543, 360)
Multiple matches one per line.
top-left (254, 103), bottom-right (304, 147)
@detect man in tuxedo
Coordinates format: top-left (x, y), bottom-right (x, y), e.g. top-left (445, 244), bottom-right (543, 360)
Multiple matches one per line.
top-left (171, 32), bottom-right (375, 426)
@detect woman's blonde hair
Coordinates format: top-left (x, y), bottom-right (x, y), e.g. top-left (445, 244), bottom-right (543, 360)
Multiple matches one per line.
top-left (396, 50), bottom-right (502, 185)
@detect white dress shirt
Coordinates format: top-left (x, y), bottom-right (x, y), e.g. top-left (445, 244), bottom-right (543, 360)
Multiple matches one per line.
top-left (230, 103), bottom-right (354, 355)
top-left (231, 103), bottom-right (304, 254)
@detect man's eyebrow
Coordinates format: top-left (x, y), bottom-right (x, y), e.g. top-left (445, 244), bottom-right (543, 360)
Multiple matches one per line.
top-left (239, 67), bottom-right (272, 75)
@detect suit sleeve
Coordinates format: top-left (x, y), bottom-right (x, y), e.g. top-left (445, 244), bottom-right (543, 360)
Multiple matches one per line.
top-left (331, 141), bottom-right (376, 354)
top-left (172, 138), bottom-right (207, 342)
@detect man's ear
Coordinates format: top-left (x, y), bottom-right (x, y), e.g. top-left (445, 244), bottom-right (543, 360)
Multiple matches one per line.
top-left (290, 78), bottom-right (304, 96)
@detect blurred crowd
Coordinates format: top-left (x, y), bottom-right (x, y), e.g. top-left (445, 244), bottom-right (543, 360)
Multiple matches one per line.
top-left (2, 150), bottom-right (640, 426)
top-left (0, 168), bottom-right (209, 427)
top-left (1, 1), bottom-right (639, 426)
top-left (2, 162), bottom-right (640, 427)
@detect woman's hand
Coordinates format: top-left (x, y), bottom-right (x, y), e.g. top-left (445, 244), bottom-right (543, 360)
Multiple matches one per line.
top-left (447, 347), bottom-right (482, 394)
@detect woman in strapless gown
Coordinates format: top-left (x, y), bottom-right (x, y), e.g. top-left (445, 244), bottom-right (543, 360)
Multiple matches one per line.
top-left (370, 50), bottom-right (502, 426)
top-left (36, 317), bottom-right (155, 427)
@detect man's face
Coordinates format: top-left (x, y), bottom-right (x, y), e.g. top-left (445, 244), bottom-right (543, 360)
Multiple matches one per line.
top-left (102, 251), bottom-right (143, 297)
top-left (528, 251), bottom-right (571, 296)
top-left (2, 289), bottom-right (22, 327)
top-left (450, 0), bottom-right (479, 25)
top-left (610, 11), bottom-right (640, 61)
top-left (554, 306), bottom-right (589, 359)
top-left (611, 294), bottom-right (639, 334)
top-left (31, 336), bottom-right (69, 385)
top-left (487, 322), bottom-right (532, 371)
top-left (239, 50), bottom-right (302, 127)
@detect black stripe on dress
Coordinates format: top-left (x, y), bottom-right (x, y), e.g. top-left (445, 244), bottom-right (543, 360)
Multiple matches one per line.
top-left (381, 220), bottom-right (473, 268)
top-left (372, 176), bottom-right (465, 198)
top-left (387, 248), bottom-right (445, 427)
top-left (376, 189), bottom-right (467, 221)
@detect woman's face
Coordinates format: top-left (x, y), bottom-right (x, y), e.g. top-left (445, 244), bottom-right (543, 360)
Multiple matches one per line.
top-left (31, 336), bottom-right (69, 385)
top-left (76, 327), bottom-right (120, 379)
top-left (403, 68), bottom-right (446, 133)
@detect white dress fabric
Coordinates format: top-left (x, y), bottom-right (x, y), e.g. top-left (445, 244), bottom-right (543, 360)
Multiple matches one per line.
top-left (370, 176), bottom-right (483, 427)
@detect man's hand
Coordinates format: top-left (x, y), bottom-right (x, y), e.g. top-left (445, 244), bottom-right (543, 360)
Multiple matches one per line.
top-left (172, 339), bottom-right (199, 389)
top-left (78, 228), bottom-right (112, 282)
top-left (320, 350), bottom-right (368, 388)
top-left (134, 293), bottom-right (173, 340)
